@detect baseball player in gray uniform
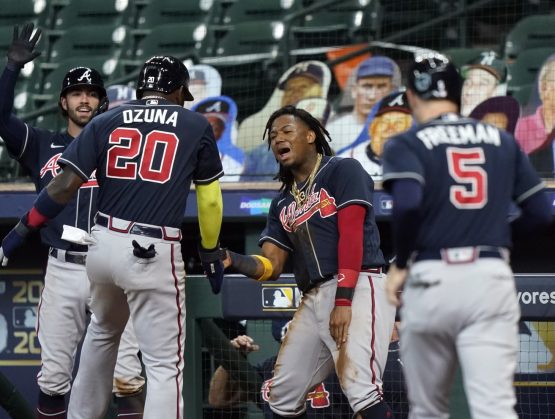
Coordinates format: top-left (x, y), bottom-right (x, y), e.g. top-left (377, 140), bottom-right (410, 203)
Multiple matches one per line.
top-left (224, 105), bottom-right (396, 418)
top-left (382, 53), bottom-right (552, 418)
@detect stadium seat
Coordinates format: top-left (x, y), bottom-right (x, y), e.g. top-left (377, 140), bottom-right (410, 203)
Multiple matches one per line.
top-left (211, 20), bottom-right (285, 61)
top-left (220, 0), bottom-right (301, 25)
top-left (507, 47), bottom-right (554, 92)
top-left (46, 25), bottom-right (131, 64)
top-left (45, 0), bottom-right (128, 30)
top-left (122, 23), bottom-right (210, 72)
top-left (0, 138), bottom-right (20, 181)
top-left (289, 0), bottom-right (380, 50)
top-left (503, 15), bottom-right (555, 63)
top-left (0, 0), bottom-right (49, 27)
top-left (33, 111), bottom-right (65, 132)
top-left (134, 0), bottom-right (218, 30)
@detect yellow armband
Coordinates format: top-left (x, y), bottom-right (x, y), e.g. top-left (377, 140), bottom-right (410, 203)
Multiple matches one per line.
top-left (252, 255), bottom-right (273, 281)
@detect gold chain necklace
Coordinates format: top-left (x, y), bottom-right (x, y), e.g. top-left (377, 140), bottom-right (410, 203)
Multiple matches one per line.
top-left (291, 153), bottom-right (322, 207)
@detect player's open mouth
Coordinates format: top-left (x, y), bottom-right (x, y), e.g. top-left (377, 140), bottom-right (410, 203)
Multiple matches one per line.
top-left (277, 147), bottom-right (291, 159)
top-left (77, 107), bottom-right (92, 115)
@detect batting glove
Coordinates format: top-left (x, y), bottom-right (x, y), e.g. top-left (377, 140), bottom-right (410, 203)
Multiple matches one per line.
top-left (7, 22), bottom-right (42, 68)
top-left (198, 243), bottom-right (226, 294)
top-left (0, 222), bottom-right (31, 267)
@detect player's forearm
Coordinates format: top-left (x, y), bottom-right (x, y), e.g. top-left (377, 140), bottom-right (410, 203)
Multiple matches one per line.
top-left (227, 251), bottom-right (276, 281)
top-left (197, 181), bottom-right (223, 249)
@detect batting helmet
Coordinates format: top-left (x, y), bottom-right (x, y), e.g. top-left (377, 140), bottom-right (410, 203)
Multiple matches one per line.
top-left (407, 53), bottom-right (462, 106)
top-left (136, 55), bottom-right (194, 101)
top-left (60, 67), bottom-right (107, 99)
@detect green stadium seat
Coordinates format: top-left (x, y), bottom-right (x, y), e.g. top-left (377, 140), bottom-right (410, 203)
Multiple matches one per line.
top-left (47, 25), bottom-right (131, 64)
top-left (220, 0), bottom-right (301, 25)
top-left (33, 111), bottom-right (65, 132)
top-left (0, 0), bottom-right (49, 27)
top-left (45, 0), bottom-right (128, 30)
top-left (134, 0), bottom-right (218, 30)
top-left (441, 48), bottom-right (483, 69)
top-left (289, 0), bottom-right (380, 50)
top-left (122, 23), bottom-right (209, 72)
top-left (507, 47), bottom-right (554, 92)
top-left (211, 20), bottom-right (285, 61)
top-left (503, 15), bottom-right (555, 62)
top-left (509, 83), bottom-right (533, 108)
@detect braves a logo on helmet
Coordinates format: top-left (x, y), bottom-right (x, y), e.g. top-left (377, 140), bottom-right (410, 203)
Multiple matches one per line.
top-left (40, 154), bottom-right (63, 179)
top-left (279, 186), bottom-right (337, 232)
top-left (77, 69), bottom-right (92, 83)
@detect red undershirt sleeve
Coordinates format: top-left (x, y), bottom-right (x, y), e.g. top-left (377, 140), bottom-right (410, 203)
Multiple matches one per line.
top-left (335, 204), bottom-right (366, 306)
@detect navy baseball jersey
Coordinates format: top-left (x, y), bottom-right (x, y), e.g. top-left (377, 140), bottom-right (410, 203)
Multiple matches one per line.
top-left (382, 113), bottom-right (544, 250)
top-left (258, 356), bottom-right (352, 418)
top-left (0, 66), bottom-right (97, 250)
top-left (59, 97), bottom-right (223, 227)
top-left (260, 156), bottom-right (385, 292)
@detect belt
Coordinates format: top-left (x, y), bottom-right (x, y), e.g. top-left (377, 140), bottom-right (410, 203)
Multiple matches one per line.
top-left (49, 248), bottom-right (87, 266)
top-left (307, 266), bottom-right (384, 290)
top-left (95, 213), bottom-right (181, 242)
top-left (414, 247), bottom-right (507, 263)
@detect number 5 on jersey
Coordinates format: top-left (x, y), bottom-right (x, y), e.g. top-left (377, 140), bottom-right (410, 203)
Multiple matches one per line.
top-left (446, 147), bottom-right (488, 209)
top-left (107, 127), bottom-right (178, 183)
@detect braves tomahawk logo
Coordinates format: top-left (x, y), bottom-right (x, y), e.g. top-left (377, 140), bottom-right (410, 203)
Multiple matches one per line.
top-left (261, 379), bottom-right (331, 408)
top-left (40, 153), bottom-right (63, 178)
top-left (279, 186), bottom-right (337, 232)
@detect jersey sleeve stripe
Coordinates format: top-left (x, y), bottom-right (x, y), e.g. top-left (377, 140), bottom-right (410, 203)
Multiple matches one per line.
top-left (515, 182), bottom-right (545, 204)
top-left (193, 170), bottom-right (224, 185)
top-left (336, 198), bottom-right (373, 210)
top-left (382, 172), bottom-right (425, 184)
top-left (16, 123), bottom-right (29, 160)
top-left (57, 158), bottom-right (89, 181)
top-left (258, 236), bottom-right (293, 252)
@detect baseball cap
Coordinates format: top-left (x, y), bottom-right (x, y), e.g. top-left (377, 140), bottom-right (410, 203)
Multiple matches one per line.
top-left (462, 51), bottom-right (507, 83)
top-left (356, 56), bottom-right (397, 80)
top-left (195, 99), bottom-right (230, 123)
top-left (469, 96), bottom-right (520, 134)
top-left (278, 63), bottom-right (324, 90)
top-left (295, 97), bottom-right (331, 125)
top-left (375, 91), bottom-right (411, 117)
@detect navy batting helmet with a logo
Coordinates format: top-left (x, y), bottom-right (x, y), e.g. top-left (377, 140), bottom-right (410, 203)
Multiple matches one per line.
top-left (60, 67), bottom-right (107, 99)
top-left (408, 53), bottom-right (462, 106)
top-left (136, 55), bottom-right (194, 101)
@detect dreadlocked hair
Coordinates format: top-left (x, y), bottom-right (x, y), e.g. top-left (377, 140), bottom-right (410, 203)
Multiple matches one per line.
top-left (263, 105), bottom-right (334, 191)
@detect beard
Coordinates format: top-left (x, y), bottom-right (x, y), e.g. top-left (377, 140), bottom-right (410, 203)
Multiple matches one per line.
top-left (66, 106), bottom-right (95, 127)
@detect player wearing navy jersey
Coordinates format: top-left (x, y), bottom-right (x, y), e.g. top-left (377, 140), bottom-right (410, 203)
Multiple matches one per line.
top-left (223, 106), bottom-right (396, 418)
top-left (0, 23), bottom-right (144, 418)
top-left (382, 54), bottom-right (552, 419)
top-left (0, 55), bottom-right (225, 418)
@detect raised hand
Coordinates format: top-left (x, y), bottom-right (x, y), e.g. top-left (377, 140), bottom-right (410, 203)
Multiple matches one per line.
top-left (7, 22), bottom-right (42, 68)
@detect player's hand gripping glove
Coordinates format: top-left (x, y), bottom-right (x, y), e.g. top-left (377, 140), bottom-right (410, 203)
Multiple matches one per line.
top-left (7, 22), bottom-right (41, 69)
top-left (0, 216), bottom-right (35, 267)
top-left (198, 243), bottom-right (227, 294)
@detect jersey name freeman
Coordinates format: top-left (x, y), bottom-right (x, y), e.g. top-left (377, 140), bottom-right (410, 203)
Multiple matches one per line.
top-left (122, 109), bottom-right (178, 127)
top-left (416, 123), bottom-right (501, 150)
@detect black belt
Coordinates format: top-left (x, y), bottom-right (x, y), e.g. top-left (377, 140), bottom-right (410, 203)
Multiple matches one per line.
top-left (95, 214), bottom-right (180, 241)
top-left (414, 248), bottom-right (505, 263)
top-left (306, 266), bottom-right (384, 291)
top-left (49, 248), bottom-right (87, 265)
